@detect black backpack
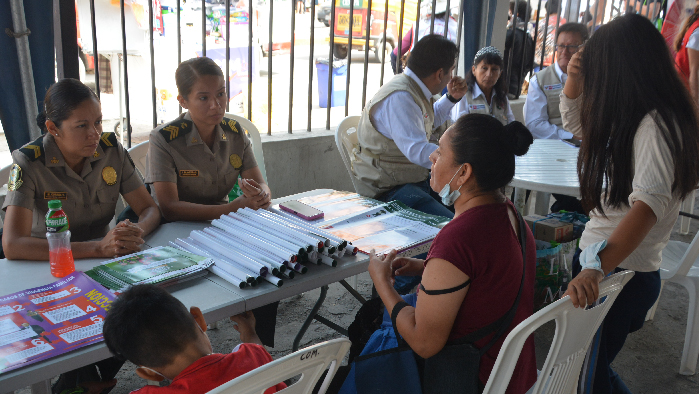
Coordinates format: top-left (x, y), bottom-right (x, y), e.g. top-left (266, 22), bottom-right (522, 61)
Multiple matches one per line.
top-left (504, 25), bottom-right (535, 97)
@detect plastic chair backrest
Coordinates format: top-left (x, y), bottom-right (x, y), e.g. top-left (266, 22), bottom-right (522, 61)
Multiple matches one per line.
top-left (127, 141), bottom-right (150, 180)
top-left (668, 227), bottom-right (699, 278)
top-left (482, 270), bottom-right (635, 394)
top-left (225, 113), bottom-right (266, 183)
top-left (205, 338), bottom-right (351, 394)
top-left (334, 116), bottom-right (362, 194)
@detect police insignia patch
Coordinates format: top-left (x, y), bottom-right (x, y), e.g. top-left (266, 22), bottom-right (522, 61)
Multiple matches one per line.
top-left (8, 164), bottom-right (22, 191)
top-left (51, 157), bottom-right (59, 164)
top-left (229, 154), bottom-right (242, 169)
top-left (102, 166), bottom-right (118, 185)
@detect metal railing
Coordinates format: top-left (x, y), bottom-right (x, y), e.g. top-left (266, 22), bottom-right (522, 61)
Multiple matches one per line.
top-left (78, 0), bottom-right (664, 146)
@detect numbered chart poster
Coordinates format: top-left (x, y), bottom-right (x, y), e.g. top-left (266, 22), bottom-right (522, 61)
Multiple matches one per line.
top-left (0, 272), bottom-right (114, 374)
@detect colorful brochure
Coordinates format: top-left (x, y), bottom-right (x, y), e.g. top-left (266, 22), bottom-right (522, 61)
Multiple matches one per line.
top-left (0, 272), bottom-right (115, 375)
top-left (84, 246), bottom-right (213, 291)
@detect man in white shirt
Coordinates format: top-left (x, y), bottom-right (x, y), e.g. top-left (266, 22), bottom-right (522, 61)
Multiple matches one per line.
top-left (352, 34), bottom-right (467, 220)
top-left (524, 23), bottom-right (588, 140)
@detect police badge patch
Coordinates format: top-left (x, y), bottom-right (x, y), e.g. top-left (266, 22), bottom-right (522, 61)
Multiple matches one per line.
top-left (8, 164), bottom-right (22, 191)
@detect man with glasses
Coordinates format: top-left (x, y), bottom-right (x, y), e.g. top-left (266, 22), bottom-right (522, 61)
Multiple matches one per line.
top-left (524, 22), bottom-right (588, 140)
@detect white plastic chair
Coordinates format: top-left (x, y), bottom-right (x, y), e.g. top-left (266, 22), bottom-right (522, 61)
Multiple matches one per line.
top-left (482, 271), bottom-right (635, 394)
top-left (679, 190), bottom-right (696, 235)
top-left (225, 113), bottom-right (267, 182)
top-left (651, 230), bottom-right (699, 375)
top-left (205, 338), bottom-right (351, 394)
top-left (334, 116), bottom-right (362, 194)
top-left (127, 140), bottom-right (149, 179)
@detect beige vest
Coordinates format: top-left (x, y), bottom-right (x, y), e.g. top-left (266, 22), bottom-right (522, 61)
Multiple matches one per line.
top-left (352, 74), bottom-right (448, 198)
top-left (465, 90), bottom-right (509, 125)
top-left (535, 66), bottom-right (564, 126)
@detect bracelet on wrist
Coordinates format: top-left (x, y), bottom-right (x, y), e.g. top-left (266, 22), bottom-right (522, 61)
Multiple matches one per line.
top-left (446, 93), bottom-right (461, 103)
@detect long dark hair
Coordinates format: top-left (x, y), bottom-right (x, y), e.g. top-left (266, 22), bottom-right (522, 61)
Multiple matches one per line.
top-left (36, 78), bottom-right (98, 133)
top-left (579, 13), bottom-right (699, 214)
top-left (466, 52), bottom-right (507, 109)
top-left (450, 114), bottom-right (532, 191)
top-left (675, 5), bottom-right (699, 52)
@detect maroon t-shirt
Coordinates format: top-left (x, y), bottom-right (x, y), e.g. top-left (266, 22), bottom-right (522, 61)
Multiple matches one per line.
top-left (425, 201), bottom-right (537, 394)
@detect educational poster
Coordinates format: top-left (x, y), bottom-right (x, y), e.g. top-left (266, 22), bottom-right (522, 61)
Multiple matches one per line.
top-left (0, 272), bottom-right (115, 375)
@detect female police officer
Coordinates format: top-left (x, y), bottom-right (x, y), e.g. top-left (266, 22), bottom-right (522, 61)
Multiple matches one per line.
top-left (2, 78), bottom-right (161, 260)
top-left (146, 56), bottom-right (271, 221)
top-left (146, 57), bottom-right (277, 346)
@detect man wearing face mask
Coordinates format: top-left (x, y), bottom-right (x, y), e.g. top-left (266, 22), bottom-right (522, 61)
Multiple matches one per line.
top-left (352, 34), bottom-right (468, 220)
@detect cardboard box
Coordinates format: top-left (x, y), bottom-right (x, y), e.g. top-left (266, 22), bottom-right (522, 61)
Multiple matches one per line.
top-left (524, 215), bottom-right (574, 243)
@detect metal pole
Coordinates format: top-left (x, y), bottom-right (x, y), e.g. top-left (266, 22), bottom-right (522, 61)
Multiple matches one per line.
top-left (308, 0), bottom-right (316, 130)
top-left (268, 0), bottom-right (274, 134)
top-left (289, 0), bottom-right (296, 132)
top-left (178, 0), bottom-right (182, 115)
top-left (202, 0), bottom-right (206, 56)
top-left (120, 0), bottom-right (132, 148)
top-left (326, 0), bottom-right (337, 129)
top-left (9, 0), bottom-right (40, 140)
top-left (444, 0), bottom-right (451, 37)
top-left (430, 0), bottom-right (437, 34)
top-left (454, 0), bottom-right (464, 74)
top-left (149, 0), bottom-right (157, 128)
top-left (379, 0), bottom-right (389, 86)
top-left (362, 0), bottom-right (373, 109)
top-left (226, 0), bottom-right (231, 112)
top-left (89, 0), bottom-right (100, 98)
top-left (346, 0), bottom-right (356, 117)
top-left (248, 0), bottom-right (253, 120)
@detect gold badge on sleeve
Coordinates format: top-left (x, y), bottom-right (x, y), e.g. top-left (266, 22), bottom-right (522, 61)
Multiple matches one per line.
top-left (8, 164), bottom-right (22, 191)
top-left (229, 154), bottom-right (242, 169)
top-left (102, 166), bottom-right (118, 185)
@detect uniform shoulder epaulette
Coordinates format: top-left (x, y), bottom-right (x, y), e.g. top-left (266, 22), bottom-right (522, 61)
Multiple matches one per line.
top-left (99, 132), bottom-right (118, 149)
top-left (19, 136), bottom-right (45, 162)
top-left (220, 117), bottom-right (243, 134)
top-left (159, 118), bottom-right (192, 143)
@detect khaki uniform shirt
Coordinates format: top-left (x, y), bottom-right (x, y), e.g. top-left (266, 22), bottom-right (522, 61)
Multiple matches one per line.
top-left (2, 132), bottom-right (142, 242)
top-left (146, 112), bottom-right (258, 206)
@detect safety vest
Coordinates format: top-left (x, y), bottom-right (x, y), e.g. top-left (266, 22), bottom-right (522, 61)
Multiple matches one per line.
top-left (353, 74), bottom-right (448, 198)
top-left (535, 65), bottom-right (565, 126)
top-left (675, 18), bottom-right (699, 87)
top-left (465, 89), bottom-right (509, 125)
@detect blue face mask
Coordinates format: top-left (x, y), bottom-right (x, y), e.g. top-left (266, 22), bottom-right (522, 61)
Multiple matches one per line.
top-left (438, 165), bottom-right (464, 206)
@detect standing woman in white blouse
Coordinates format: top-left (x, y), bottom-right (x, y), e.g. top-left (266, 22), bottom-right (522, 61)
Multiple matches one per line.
top-left (450, 46), bottom-right (515, 125)
top-left (560, 14), bottom-right (699, 394)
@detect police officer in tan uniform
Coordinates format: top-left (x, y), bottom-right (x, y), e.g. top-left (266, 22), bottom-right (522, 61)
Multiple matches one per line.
top-left (146, 57), bottom-right (270, 221)
top-left (146, 57), bottom-right (277, 347)
top-left (2, 79), bottom-right (161, 262)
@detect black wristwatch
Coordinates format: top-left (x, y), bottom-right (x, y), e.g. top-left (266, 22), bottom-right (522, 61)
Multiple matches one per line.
top-left (446, 93), bottom-right (461, 103)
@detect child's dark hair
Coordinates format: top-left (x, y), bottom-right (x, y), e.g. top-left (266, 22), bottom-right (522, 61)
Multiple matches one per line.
top-left (450, 114), bottom-right (532, 192)
top-left (407, 34), bottom-right (458, 79)
top-left (466, 49), bottom-right (507, 109)
top-left (578, 14), bottom-right (699, 214)
top-left (103, 284), bottom-right (200, 368)
top-left (175, 57), bottom-right (224, 99)
top-left (36, 78), bottom-right (98, 133)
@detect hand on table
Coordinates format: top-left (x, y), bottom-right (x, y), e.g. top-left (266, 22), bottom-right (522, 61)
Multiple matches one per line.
top-left (98, 220), bottom-right (144, 257)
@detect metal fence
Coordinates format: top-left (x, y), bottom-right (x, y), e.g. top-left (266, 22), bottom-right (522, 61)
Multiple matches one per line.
top-left (80, 0), bottom-right (664, 146)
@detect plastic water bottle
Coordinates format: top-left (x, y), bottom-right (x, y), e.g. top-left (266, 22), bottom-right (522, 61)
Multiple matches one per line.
top-left (46, 200), bottom-right (75, 278)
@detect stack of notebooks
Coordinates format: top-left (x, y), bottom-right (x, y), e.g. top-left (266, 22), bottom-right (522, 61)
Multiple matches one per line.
top-left (85, 246), bottom-right (214, 292)
top-left (271, 191), bottom-right (450, 255)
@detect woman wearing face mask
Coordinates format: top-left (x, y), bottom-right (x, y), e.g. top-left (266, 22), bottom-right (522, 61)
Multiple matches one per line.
top-left (366, 114), bottom-right (537, 393)
top-left (450, 46), bottom-right (515, 125)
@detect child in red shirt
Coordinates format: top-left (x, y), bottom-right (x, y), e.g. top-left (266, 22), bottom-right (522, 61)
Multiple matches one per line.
top-left (103, 284), bottom-right (285, 394)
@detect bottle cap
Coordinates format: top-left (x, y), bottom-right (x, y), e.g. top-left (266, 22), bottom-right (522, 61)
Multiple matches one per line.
top-left (48, 200), bottom-right (63, 209)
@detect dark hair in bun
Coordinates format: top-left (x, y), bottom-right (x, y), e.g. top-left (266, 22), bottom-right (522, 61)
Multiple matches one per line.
top-left (37, 78), bottom-right (98, 133)
top-left (175, 57), bottom-right (224, 99)
top-left (450, 114), bottom-right (533, 191)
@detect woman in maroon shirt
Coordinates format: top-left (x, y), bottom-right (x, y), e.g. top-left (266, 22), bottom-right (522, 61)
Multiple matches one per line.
top-left (368, 114), bottom-right (537, 393)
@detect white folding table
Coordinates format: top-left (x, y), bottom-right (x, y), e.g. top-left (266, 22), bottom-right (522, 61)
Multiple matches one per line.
top-left (510, 139), bottom-right (580, 215)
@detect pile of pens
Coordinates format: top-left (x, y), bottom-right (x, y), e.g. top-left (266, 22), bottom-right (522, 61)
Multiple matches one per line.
top-left (169, 208), bottom-right (359, 289)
